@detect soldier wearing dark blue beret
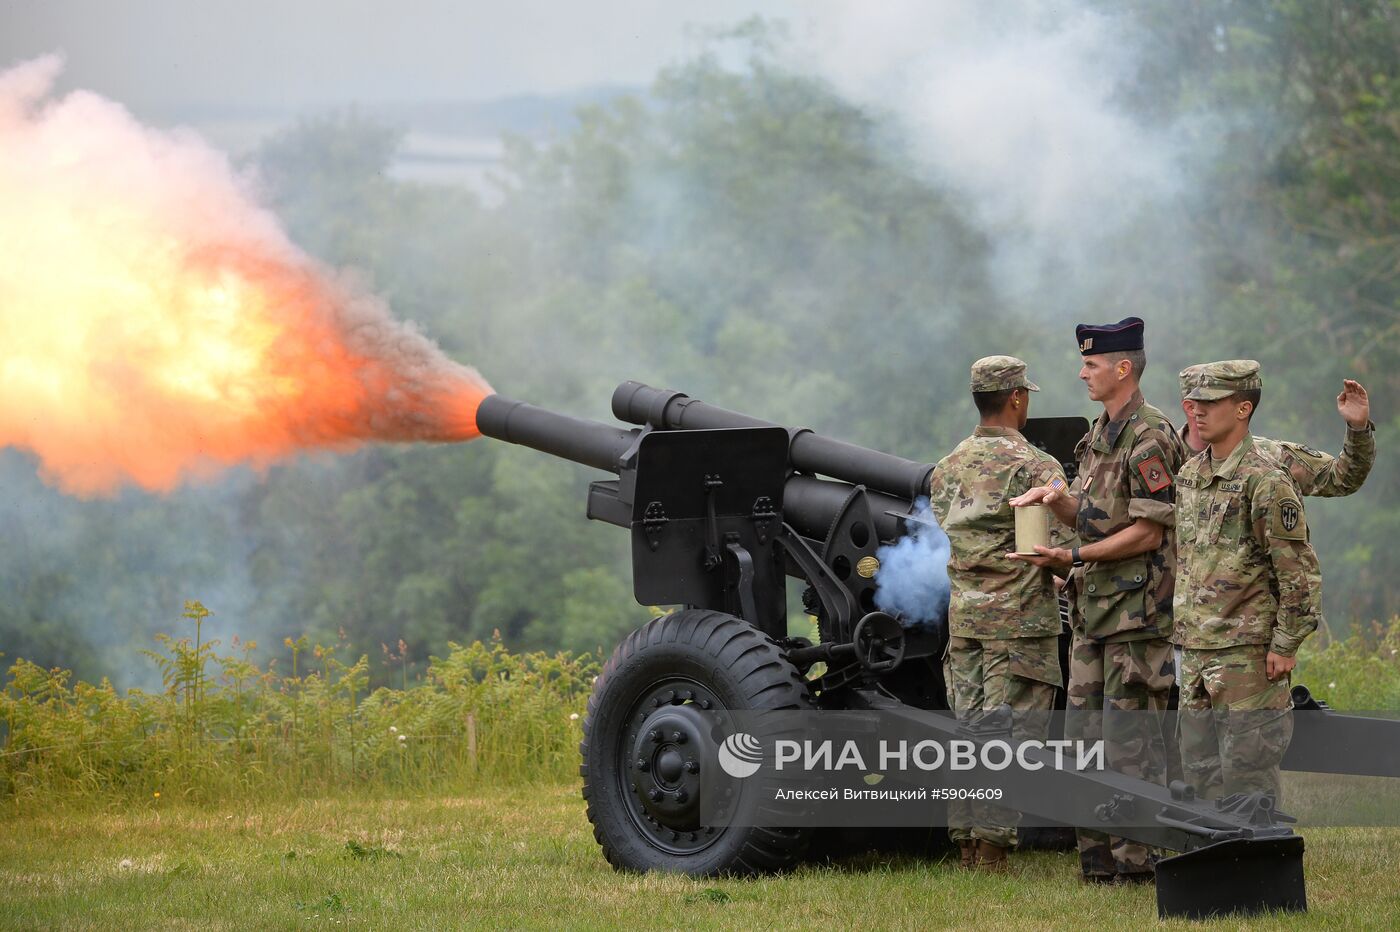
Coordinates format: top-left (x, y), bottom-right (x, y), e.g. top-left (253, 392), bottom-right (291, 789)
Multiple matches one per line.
top-left (1009, 315), bottom-right (1186, 883)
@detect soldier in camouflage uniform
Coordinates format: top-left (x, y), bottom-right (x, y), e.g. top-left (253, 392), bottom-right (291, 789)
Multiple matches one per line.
top-left (1177, 365), bottom-right (1375, 496)
top-left (1010, 317), bottom-right (1184, 883)
top-left (1175, 361), bottom-right (1324, 802)
top-left (1171, 368), bottom-right (1374, 718)
top-left (929, 355), bottom-right (1067, 872)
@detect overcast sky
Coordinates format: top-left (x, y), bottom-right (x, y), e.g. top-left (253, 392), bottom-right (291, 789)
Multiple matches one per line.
top-left (0, 0), bottom-right (803, 114)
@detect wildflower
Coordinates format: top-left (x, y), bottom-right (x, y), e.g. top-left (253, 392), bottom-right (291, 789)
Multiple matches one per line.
top-left (1329, 682), bottom-right (1337, 690)
top-left (592, 676), bottom-right (599, 685)
top-left (570, 713), bottom-right (580, 721)
top-left (389, 726), bottom-right (398, 734)
top-left (397, 734), bottom-right (408, 743)
top-left (119, 858), bottom-right (134, 870)
top-left (153, 791), bottom-right (161, 799)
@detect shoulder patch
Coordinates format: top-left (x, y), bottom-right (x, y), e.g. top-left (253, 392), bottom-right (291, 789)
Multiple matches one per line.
top-left (1270, 497), bottom-right (1307, 541)
top-left (1137, 454), bottom-right (1172, 493)
top-left (1270, 442), bottom-right (1329, 481)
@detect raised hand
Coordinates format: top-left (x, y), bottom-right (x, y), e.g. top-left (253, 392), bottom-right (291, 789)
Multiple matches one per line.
top-left (1337, 379), bottom-right (1370, 430)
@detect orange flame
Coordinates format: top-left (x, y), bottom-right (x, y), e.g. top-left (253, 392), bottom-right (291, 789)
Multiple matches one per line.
top-left (0, 56), bottom-right (491, 497)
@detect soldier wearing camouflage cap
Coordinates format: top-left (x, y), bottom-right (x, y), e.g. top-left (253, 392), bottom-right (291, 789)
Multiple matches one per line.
top-left (1177, 364), bottom-right (1375, 497)
top-left (1009, 317), bottom-right (1185, 884)
top-left (1174, 361), bottom-right (1324, 803)
top-left (969, 355), bottom-right (1041, 393)
top-left (928, 355), bottom-right (1065, 872)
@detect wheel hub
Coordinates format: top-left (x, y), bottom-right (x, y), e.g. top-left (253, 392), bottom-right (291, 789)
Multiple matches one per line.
top-left (630, 702), bottom-right (711, 828)
top-left (654, 748), bottom-right (685, 785)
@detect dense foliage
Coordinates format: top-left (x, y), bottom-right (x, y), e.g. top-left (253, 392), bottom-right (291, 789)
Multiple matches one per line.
top-left (0, 602), bottom-right (595, 800)
top-left (0, 2), bottom-right (1397, 686)
top-left (1, 603), bottom-right (1395, 802)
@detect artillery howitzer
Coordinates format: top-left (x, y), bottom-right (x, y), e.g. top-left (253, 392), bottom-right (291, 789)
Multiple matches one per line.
top-left (477, 380), bottom-right (1393, 918)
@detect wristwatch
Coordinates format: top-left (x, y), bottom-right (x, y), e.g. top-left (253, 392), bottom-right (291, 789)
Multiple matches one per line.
top-left (1071, 546), bottom-right (1084, 568)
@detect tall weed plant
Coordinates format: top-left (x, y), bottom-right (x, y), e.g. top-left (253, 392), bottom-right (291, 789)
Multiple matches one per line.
top-left (1294, 619), bottom-right (1400, 711)
top-left (0, 601), bottom-right (596, 803)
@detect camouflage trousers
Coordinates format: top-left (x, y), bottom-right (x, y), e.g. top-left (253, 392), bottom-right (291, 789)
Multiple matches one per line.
top-left (943, 634), bottom-right (1061, 848)
top-left (1066, 631), bottom-right (1174, 878)
top-left (1177, 644), bottom-right (1293, 803)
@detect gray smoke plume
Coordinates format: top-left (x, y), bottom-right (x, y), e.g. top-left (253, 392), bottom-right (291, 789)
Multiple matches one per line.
top-left (873, 498), bottom-right (950, 627)
top-left (793, 1), bottom-right (1199, 317)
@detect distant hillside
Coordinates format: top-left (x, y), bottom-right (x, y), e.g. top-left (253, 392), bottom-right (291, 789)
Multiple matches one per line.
top-left (148, 85), bottom-right (641, 188)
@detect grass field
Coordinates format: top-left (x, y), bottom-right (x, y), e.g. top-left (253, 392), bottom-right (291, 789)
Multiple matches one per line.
top-left (3, 785), bottom-right (1399, 930)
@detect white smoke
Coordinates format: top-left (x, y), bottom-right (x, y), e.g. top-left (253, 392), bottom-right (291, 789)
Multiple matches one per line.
top-left (873, 497), bottom-right (950, 627)
top-left (793, 1), bottom-right (1192, 305)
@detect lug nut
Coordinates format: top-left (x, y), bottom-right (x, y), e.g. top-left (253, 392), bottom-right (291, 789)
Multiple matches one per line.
top-left (635, 758), bottom-right (649, 772)
top-left (670, 731), bottom-right (687, 744)
top-left (648, 729), bottom-right (663, 743)
top-left (698, 699), bottom-right (712, 710)
top-left (675, 789), bottom-right (689, 803)
top-left (648, 789), bottom-right (663, 802)
top-left (684, 760), bottom-right (700, 774)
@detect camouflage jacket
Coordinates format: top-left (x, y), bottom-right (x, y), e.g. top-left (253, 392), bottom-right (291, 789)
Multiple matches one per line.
top-left (1173, 435), bottom-right (1323, 656)
top-left (1176, 422), bottom-right (1376, 498)
top-left (928, 426), bottom-right (1067, 639)
top-left (1068, 390), bottom-right (1186, 643)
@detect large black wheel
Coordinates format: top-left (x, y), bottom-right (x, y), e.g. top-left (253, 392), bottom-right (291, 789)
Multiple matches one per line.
top-left (581, 609), bottom-right (813, 875)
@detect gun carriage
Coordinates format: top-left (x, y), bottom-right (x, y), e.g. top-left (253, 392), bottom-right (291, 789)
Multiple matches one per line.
top-left (476, 380), bottom-right (1388, 918)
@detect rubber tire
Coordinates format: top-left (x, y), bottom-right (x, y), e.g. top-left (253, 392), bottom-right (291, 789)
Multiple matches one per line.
top-left (581, 609), bottom-right (813, 875)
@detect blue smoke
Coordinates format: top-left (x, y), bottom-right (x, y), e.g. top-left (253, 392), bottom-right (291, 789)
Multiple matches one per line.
top-left (873, 497), bottom-right (950, 628)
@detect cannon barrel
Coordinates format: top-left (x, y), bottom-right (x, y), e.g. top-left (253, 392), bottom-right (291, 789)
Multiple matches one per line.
top-left (612, 381), bottom-right (934, 501)
top-left (477, 394), bottom-right (639, 474)
top-left (479, 393), bottom-right (911, 546)
top-left (783, 475), bottom-right (907, 542)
